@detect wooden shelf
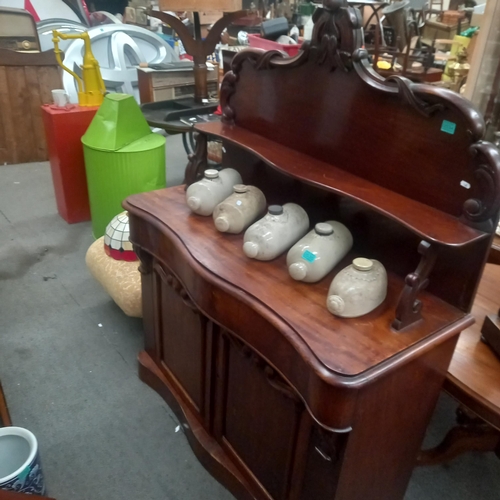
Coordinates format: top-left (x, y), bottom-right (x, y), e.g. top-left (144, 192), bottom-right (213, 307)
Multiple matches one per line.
top-left (195, 121), bottom-right (488, 248)
top-left (126, 186), bottom-right (472, 378)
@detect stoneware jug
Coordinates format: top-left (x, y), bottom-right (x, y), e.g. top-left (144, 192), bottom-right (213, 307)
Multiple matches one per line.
top-left (213, 184), bottom-right (267, 234)
top-left (243, 203), bottom-right (309, 261)
top-left (186, 168), bottom-right (242, 216)
top-left (326, 258), bottom-right (387, 318)
top-left (0, 426), bottom-right (45, 495)
top-left (287, 221), bottom-right (353, 283)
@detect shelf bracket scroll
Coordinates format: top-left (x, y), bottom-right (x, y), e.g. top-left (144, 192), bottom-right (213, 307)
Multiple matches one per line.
top-left (392, 240), bottom-right (438, 331)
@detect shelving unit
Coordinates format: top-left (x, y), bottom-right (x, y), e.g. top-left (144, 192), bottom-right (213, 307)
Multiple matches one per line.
top-left (195, 121), bottom-right (488, 247)
top-left (125, 2), bottom-right (500, 499)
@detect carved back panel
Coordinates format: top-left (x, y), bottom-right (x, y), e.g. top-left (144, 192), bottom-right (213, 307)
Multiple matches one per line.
top-left (221, 0), bottom-right (500, 231)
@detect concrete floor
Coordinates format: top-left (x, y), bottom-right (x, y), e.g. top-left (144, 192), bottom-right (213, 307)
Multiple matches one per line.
top-left (0, 135), bottom-right (499, 499)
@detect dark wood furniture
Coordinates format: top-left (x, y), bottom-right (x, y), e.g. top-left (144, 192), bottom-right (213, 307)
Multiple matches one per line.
top-left (137, 66), bottom-right (218, 104)
top-left (125, 1), bottom-right (500, 498)
top-left (419, 263), bottom-right (500, 465)
top-left (0, 380), bottom-right (11, 427)
top-left (481, 237), bottom-right (500, 359)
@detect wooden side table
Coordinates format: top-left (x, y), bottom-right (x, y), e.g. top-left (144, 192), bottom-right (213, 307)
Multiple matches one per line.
top-left (418, 263), bottom-right (500, 465)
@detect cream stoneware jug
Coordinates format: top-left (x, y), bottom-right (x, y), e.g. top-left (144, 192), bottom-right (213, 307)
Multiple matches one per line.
top-left (186, 168), bottom-right (242, 216)
top-left (326, 258), bottom-right (387, 318)
top-left (213, 184), bottom-right (266, 234)
top-left (287, 221), bottom-right (353, 283)
top-left (243, 203), bottom-right (309, 261)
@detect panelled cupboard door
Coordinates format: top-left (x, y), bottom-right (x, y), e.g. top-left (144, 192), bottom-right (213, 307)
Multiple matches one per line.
top-left (156, 263), bottom-right (207, 416)
top-left (215, 331), bottom-right (348, 500)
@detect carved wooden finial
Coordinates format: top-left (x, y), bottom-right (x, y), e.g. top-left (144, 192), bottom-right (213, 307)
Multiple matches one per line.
top-left (323, 0), bottom-right (347, 12)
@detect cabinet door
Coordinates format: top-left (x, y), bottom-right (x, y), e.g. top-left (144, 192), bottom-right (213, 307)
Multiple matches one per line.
top-left (214, 331), bottom-right (349, 500)
top-left (298, 425), bottom-right (348, 500)
top-left (220, 332), bottom-right (302, 499)
top-left (155, 263), bottom-right (207, 416)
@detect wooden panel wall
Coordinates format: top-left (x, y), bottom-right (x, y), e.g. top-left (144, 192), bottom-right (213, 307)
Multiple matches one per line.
top-left (0, 49), bottom-right (62, 165)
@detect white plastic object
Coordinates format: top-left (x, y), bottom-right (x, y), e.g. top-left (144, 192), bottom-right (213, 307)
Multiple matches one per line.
top-left (213, 184), bottom-right (267, 234)
top-left (303, 16), bottom-right (314, 41)
top-left (52, 89), bottom-right (69, 107)
top-left (326, 258), bottom-right (388, 318)
top-left (286, 221), bottom-right (353, 283)
top-left (243, 203), bottom-right (309, 261)
top-left (186, 168), bottom-right (242, 216)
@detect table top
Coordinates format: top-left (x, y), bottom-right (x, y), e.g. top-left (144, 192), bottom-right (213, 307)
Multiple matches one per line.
top-left (446, 263), bottom-right (500, 430)
top-left (141, 99), bottom-right (219, 135)
top-left (41, 104), bottom-right (99, 115)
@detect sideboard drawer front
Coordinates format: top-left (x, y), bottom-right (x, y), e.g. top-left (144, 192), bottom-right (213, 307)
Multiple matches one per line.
top-left (158, 267), bottom-right (206, 414)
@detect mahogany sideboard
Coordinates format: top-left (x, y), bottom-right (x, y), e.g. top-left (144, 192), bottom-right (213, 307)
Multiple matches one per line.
top-left (125, 1), bottom-right (500, 499)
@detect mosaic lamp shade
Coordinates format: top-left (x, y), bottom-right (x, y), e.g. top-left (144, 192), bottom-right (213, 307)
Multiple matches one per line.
top-left (104, 211), bottom-right (138, 262)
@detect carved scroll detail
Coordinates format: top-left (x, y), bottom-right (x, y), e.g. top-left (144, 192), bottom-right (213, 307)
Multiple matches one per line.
top-left (462, 142), bottom-right (500, 226)
top-left (220, 71), bottom-right (238, 125)
top-left (154, 263), bottom-right (199, 313)
top-left (221, 1), bottom-right (362, 123)
top-left (387, 76), bottom-right (445, 117)
top-left (307, 0), bottom-right (362, 71)
top-left (184, 133), bottom-right (208, 187)
top-left (393, 241), bottom-right (438, 331)
top-left (225, 332), bottom-right (301, 403)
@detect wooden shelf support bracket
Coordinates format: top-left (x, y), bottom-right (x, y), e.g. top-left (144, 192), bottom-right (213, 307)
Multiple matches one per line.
top-left (392, 240), bottom-right (438, 331)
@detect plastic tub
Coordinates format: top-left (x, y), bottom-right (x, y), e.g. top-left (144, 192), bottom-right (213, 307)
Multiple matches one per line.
top-left (248, 34), bottom-right (302, 57)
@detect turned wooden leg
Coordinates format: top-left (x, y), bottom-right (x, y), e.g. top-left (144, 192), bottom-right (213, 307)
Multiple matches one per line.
top-left (417, 406), bottom-right (500, 466)
top-left (0, 381), bottom-right (12, 427)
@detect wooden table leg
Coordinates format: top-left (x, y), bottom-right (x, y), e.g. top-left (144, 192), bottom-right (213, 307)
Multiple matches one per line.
top-left (417, 405), bottom-right (500, 466)
top-left (0, 381), bottom-right (12, 427)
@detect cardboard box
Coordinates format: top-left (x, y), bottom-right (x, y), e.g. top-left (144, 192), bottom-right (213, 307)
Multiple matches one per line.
top-left (470, 12), bottom-right (483, 27)
top-left (198, 11), bottom-right (223, 25)
top-left (124, 6), bottom-right (136, 23)
top-left (423, 19), bottom-right (470, 40)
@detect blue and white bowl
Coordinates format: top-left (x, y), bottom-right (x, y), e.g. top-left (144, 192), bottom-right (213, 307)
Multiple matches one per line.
top-left (0, 427), bottom-right (45, 495)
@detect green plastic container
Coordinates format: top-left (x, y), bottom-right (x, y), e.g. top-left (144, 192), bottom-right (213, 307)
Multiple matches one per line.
top-left (82, 93), bottom-right (166, 238)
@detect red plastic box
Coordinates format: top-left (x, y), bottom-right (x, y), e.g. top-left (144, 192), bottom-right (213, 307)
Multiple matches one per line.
top-left (42, 105), bottom-right (99, 223)
top-left (247, 34), bottom-right (302, 57)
